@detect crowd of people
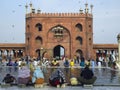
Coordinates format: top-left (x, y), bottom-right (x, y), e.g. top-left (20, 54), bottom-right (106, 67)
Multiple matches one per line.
top-left (0, 54), bottom-right (118, 88)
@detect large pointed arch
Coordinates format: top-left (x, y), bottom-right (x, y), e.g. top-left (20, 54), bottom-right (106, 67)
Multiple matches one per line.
top-left (47, 24), bottom-right (72, 58)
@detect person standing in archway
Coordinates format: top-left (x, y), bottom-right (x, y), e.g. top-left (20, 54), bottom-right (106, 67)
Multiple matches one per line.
top-left (80, 56), bottom-right (85, 67)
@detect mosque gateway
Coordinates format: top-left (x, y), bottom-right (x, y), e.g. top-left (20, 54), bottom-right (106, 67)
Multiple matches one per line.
top-left (0, 2), bottom-right (118, 61)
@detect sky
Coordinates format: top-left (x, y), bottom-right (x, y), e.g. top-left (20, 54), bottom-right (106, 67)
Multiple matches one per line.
top-left (0, 0), bottom-right (120, 44)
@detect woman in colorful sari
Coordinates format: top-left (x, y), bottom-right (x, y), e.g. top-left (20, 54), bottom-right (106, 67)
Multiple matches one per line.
top-left (49, 68), bottom-right (66, 88)
top-left (17, 63), bottom-right (30, 85)
top-left (32, 66), bottom-right (44, 88)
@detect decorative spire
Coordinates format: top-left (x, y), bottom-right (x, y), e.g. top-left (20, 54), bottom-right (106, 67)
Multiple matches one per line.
top-left (32, 8), bottom-right (35, 13)
top-left (85, 2), bottom-right (89, 13)
top-left (78, 1), bottom-right (83, 14)
top-left (25, 3), bottom-right (28, 14)
top-left (29, 2), bottom-right (33, 13)
top-left (90, 4), bottom-right (93, 14)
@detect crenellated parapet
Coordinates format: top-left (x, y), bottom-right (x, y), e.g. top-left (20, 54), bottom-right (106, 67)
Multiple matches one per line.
top-left (26, 12), bottom-right (93, 18)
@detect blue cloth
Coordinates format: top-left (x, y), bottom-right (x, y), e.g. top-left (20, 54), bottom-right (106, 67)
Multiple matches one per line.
top-left (64, 60), bottom-right (69, 67)
top-left (80, 61), bottom-right (85, 67)
top-left (32, 66), bottom-right (44, 83)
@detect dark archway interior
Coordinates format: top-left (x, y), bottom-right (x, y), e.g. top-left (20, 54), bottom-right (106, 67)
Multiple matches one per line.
top-left (36, 49), bottom-right (40, 59)
top-left (76, 49), bottom-right (83, 58)
top-left (53, 45), bottom-right (65, 59)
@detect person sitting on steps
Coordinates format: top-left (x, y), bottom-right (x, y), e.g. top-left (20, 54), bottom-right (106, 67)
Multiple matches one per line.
top-left (32, 66), bottom-right (44, 88)
top-left (78, 65), bottom-right (97, 86)
top-left (49, 68), bottom-right (66, 88)
top-left (17, 62), bottom-right (31, 85)
top-left (2, 73), bottom-right (16, 84)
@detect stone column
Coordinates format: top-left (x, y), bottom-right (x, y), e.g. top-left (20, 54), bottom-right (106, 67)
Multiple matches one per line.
top-left (117, 34), bottom-right (120, 62)
top-left (40, 47), bottom-right (43, 60)
top-left (116, 34), bottom-right (120, 69)
top-left (22, 50), bottom-right (25, 57)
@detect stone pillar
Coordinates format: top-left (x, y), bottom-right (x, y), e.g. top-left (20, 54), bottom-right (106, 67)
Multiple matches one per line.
top-left (117, 34), bottom-right (120, 62)
top-left (40, 47), bottom-right (43, 60)
top-left (116, 34), bottom-right (120, 69)
top-left (22, 50), bottom-right (25, 57)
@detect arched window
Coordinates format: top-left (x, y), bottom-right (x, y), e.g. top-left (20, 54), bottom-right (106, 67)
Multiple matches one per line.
top-left (52, 26), bottom-right (64, 38)
top-left (76, 36), bottom-right (83, 45)
top-left (35, 36), bottom-right (42, 44)
top-left (35, 23), bottom-right (42, 31)
top-left (27, 25), bottom-right (30, 31)
top-left (89, 38), bottom-right (92, 45)
top-left (75, 23), bottom-right (82, 31)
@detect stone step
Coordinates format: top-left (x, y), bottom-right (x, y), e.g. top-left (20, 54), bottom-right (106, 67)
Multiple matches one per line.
top-left (83, 84), bottom-right (93, 89)
top-left (1, 84), bottom-right (11, 88)
top-left (18, 84), bottom-right (26, 88)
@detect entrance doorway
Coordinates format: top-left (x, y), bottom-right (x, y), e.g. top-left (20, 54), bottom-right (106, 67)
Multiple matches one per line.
top-left (76, 49), bottom-right (83, 58)
top-left (53, 45), bottom-right (65, 59)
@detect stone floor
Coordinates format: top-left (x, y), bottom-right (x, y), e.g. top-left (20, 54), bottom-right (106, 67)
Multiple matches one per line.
top-left (0, 86), bottom-right (120, 90)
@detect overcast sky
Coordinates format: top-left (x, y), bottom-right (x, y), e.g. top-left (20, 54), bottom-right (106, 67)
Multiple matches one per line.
top-left (0, 0), bottom-right (120, 44)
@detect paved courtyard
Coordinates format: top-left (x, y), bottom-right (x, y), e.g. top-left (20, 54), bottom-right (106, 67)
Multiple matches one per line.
top-left (0, 85), bottom-right (120, 90)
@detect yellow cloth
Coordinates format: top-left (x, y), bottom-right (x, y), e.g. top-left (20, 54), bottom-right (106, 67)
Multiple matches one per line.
top-left (70, 77), bottom-right (78, 85)
top-left (70, 61), bottom-right (74, 67)
top-left (29, 63), bottom-right (34, 72)
top-left (51, 60), bottom-right (59, 66)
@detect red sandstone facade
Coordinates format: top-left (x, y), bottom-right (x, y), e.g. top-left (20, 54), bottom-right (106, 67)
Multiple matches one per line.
top-left (25, 12), bottom-right (93, 60)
